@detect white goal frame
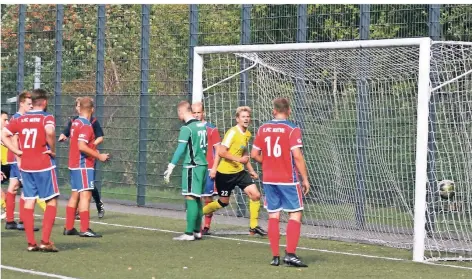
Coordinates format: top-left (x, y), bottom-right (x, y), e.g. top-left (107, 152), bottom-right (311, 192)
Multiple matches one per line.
top-left (192, 37), bottom-right (432, 263)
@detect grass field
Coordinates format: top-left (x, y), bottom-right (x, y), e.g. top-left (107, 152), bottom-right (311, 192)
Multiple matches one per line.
top-left (2, 204), bottom-right (472, 279)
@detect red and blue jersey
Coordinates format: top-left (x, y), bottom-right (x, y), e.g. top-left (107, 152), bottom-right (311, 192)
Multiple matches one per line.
top-left (205, 122), bottom-right (221, 169)
top-left (6, 112), bottom-right (22, 164)
top-left (68, 117), bottom-right (96, 169)
top-left (4, 110), bottom-right (56, 172)
top-left (252, 119), bottom-right (303, 185)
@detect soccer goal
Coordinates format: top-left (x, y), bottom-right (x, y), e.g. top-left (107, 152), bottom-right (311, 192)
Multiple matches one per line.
top-left (191, 38), bottom-right (472, 262)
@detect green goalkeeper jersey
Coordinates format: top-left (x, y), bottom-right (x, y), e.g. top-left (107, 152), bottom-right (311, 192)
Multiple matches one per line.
top-left (178, 118), bottom-right (208, 167)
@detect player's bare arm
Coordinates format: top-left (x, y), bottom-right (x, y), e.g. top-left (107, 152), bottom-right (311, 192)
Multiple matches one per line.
top-left (78, 141), bottom-right (109, 162)
top-left (209, 151), bottom-right (220, 179)
top-left (292, 147), bottom-right (310, 195)
top-left (44, 125), bottom-right (57, 158)
top-left (218, 144), bottom-right (249, 164)
top-left (1, 129), bottom-right (22, 156)
top-left (94, 136), bottom-right (104, 146)
top-left (250, 147), bottom-right (263, 164)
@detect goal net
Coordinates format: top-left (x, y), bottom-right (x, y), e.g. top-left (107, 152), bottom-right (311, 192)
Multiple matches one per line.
top-left (193, 38), bottom-right (472, 262)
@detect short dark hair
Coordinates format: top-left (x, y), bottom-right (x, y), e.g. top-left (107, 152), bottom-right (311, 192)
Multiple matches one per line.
top-left (31, 88), bottom-right (48, 105)
top-left (1, 110), bottom-right (8, 116)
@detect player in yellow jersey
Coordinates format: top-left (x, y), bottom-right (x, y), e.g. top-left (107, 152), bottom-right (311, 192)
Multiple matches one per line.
top-left (203, 106), bottom-right (267, 236)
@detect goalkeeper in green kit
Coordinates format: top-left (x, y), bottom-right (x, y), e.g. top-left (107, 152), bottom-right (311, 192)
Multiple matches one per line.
top-left (164, 100), bottom-right (208, 241)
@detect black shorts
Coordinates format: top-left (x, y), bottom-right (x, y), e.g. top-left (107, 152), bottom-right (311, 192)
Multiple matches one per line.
top-left (1, 164), bottom-right (10, 185)
top-left (215, 170), bottom-right (254, 197)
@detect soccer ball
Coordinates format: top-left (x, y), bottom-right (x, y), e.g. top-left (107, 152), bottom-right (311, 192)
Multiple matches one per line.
top-left (438, 180), bottom-right (455, 200)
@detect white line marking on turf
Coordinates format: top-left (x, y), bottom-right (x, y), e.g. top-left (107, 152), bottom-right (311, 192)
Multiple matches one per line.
top-left (37, 214), bottom-right (472, 270)
top-left (0, 265), bottom-right (79, 279)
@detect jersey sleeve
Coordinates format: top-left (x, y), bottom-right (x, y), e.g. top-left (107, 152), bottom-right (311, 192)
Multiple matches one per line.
top-left (78, 125), bottom-right (94, 143)
top-left (4, 118), bottom-right (18, 136)
top-left (211, 128), bottom-right (221, 146)
top-left (177, 126), bottom-right (191, 143)
top-left (92, 118), bottom-right (104, 138)
top-left (289, 127), bottom-right (303, 150)
top-left (252, 128), bottom-right (263, 150)
top-left (221, 128), bottom-right (236, 148)
top-left (43, 115), bottom-right (56, 130)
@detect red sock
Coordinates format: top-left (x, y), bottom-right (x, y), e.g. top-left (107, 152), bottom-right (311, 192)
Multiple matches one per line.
top-left (65, 206), bottom-right (76, 230)
top-left (268, 218), bottom-right (280, 256)
top-left (6, 192), bottom-right (15, 222)
top-left (19, 198), bottom-right (25, 223)
top-left (286, 219), bottom-right (301, 254)
top-left (42, 205), bottom-right (57, 244)
top-left (23, 208), bottom-right (36, 245)
top-left (204, 200), bottom-right (213, 228)
top-left (79, 211), bottom-right (90, 232)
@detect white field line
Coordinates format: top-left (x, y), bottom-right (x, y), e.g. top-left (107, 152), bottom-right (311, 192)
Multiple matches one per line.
top-left (0, 265), bottom-right (79, 279)
top-left (22, 213), bottom-right (472, 271)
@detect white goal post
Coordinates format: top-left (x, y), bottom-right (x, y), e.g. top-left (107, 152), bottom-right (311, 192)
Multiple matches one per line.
top-left (192, 37), bottom-right (472, 263)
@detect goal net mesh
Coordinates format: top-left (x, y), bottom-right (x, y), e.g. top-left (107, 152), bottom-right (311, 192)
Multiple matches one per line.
top-left (199, 42), bottom-right (472, 261)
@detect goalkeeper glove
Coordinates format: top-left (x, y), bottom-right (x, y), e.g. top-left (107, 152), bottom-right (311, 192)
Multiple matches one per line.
top-left (163, 163), bottom-right (176, 183)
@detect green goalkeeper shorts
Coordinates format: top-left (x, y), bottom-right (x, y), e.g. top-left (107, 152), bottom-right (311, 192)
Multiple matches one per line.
top-left (181, 165), bottom-right (207, 197)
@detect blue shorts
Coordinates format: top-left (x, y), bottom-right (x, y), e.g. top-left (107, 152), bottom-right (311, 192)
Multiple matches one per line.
top-left (202, 170), bottom-right (217, 197)
top-left (70, 169), bottom-right (95, 192)
top-left (9, 163), bottom-right (22, 181)
top-left (263, 183), bottom-right (304, 212)
top-left (21, 169), bottom-right (60, 200)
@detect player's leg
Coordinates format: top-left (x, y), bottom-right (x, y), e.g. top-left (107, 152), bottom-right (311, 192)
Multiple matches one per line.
top-left (20, 171), bottom-right (40, 251)
top-left (77, 169), bottom-right (101, 237)
top-left (280, 183), bottom-right (307, 267)
top-left (92, 162), bottom-right (105, 218)
top-left (239, 172), bottom-right (266, 236)
top-left (36, 169), bottom-right (60, 252)
top-left (202, 172), bottom-right (233, 216)
top-left (64, 169), bottom-right (80, 235)
top-left (18, 172), bottom-right (40, 231)
top-left (1, 189), bottom-right (6, 219)
top-left (262, 184), bottom-right (283, 266)
top-left (174, 168), bottom-right (199, 241)
top-left (201, 169), bottom-right (216, 235)
top-left (5, 165), bottom-right (20, 229)
top-left (191, 166), bottom-right (206, 239)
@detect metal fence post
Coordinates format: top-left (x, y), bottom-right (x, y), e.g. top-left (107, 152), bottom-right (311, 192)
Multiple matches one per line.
top-left (295, 4), bottom-right (307, 129)
top-left (137, 4), bottom-right (151, 206)
top-left (187, 5), bottom-right (198, 100)
top-left (94, 4), bottom-right (106, 197)
top-left (354, 4), bottom-right (370, 229)
top-left (425, 4), bottom-right (441, 236)
top-left (54, 5), bottom-right (64, 162)
top-left (16, 5), bottom-right (26, 99)
top-left (235, 4), bottom-right (252, 218)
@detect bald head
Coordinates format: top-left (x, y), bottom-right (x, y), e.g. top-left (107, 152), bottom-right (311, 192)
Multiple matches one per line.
top-left (191, 102), bottom-right (205, 121)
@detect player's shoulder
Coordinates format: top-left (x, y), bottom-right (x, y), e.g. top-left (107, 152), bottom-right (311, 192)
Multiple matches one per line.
top-left (75, 117), bottom-right (91, 126)
top-left (269, 119), bottom-right (298, 129)
top-left (205, 122), bottom-right (216, 129)
top-left (11, 112), bottom-right (22, 119)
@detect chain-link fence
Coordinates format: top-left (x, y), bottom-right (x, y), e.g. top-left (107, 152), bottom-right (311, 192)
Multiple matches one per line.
top-left (1, 4), bottom-right (472, 208)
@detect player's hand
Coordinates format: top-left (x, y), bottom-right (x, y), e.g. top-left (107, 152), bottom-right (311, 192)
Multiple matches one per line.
top-left (209, 167), bottom-right (217, 179)
top-left (163, 163), bottom-right (176, 183)
top-left (249, 170), bottom-right (258, 180)
top-left (302, 179), bottom-right (310, 195)
top-left (58, 134), bottom-right (68, 142)
top-left (238, 156), bottom-right (249, 164)
top-left (42, 150), bottom-right (55, 158)
top-left (0, 172), bottom-right (6, 182)
top-left (14, 150), bottom-right (23, 157)
top-left (98, 153), bottom-right (110, 162)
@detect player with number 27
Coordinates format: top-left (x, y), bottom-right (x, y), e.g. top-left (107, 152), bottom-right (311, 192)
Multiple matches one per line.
top-left (1, 89), bottom-right (60, 252)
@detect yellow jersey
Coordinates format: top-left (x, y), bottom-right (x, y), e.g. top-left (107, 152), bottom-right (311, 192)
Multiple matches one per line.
top-left (1, 144), bottom-right (7, 165)
top-left (217, 125), bottom-right (251, 174)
